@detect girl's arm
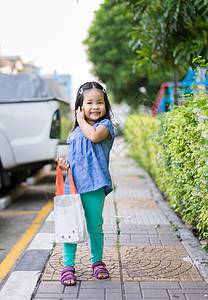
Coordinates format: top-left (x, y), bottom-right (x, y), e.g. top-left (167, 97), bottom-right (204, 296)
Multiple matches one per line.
top-left (77, 107), bottom-right (111, 143)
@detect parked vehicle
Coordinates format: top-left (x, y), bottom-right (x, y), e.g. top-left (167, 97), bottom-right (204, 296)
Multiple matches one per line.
top-left (0, 73), bottom-right (69, 193)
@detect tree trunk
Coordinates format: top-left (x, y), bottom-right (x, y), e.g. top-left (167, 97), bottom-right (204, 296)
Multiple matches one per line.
top-left (174, 68), bottom-right (178, 105)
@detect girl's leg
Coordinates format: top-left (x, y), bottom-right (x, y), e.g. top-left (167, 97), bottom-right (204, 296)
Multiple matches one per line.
top-left (81, 187), bottom-right (105, 264)
top-left (63, 243), bottom-right (77, 267)
top-left (62, 243), bottom-right (77, 285)
top-left (62, 169), bottom-right (77, 285)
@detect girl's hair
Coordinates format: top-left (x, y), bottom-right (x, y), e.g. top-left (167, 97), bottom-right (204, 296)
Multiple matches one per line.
top-left (71, 81), bottom-right (113, 131)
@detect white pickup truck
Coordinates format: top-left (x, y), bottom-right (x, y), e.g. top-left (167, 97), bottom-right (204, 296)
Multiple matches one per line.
top-left (0, 73), bottom-right (69, 193)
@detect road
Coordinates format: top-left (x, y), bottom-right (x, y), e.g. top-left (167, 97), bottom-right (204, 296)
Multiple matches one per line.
top-left (0, 167), bottom-right (55, 290)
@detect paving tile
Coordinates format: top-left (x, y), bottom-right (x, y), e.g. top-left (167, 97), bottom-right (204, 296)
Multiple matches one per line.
top-left (140, 282), bottom-right (180, 289)
top-left (104, 237), bottom-right (118, 246)
top-left (45, 210), bottom-right (54, 222)
top-left (103, 225), bottom-right (118, 233)
top-left (169, 295), bottom-right (186, 300)
top-left (116, 197), bottom-right (159, 209)
top-left (34, 298), bottom-right (62, 300)
top-left (62, 298), bottom-right (77, 300)
top-left (125, 295), bottom-right (142, 299)
top-left (28, 233), bottom-right (55, 250)
top-left (106, 292), bottom-right (122, 300)
top-left (130, 236), bottom-right (150, 243)
top-left (150, 238), bottom-right (164, 243)
top-left (78, 288), bottom-right (104, 298)
top-left (34, 294), bottom-right (76, 298)
top-left (119, 230), bottom-right (181, 247)
top-left (119, 224), bottom-right (142, 230)
top-left (120, 225), bottom-right (172, 235)
top-left (64, 283), bottom-right (79, 294)
top-left (37, 281), bottom-right (64, 293)
top-left (169, 289), bottom-right (208, 294)
top-left (120, 235), bottom-right (132, 244)
top-left (161, 240), bottom-right (182, 246)
top-left (41, 245), bottom-right (120, 281)
top-left (81, 281), bottom-right (121, 289)
top-left (63, 298), bottom-right (83, 300)
top-left (115, 188), bottom-right (152, 200)
top-left (0, 270), bottom-right (40, 300)
top-left (186, 294), bottom-right (208, 300)
top-left (121, 240), bottom-right (151, 246)
top-left (179, 282), bottom-right (208, 289)
top-left (127, 298), bottom-right (169, 300)
top-left (157, 234), bottom-right (179, 238)
top-left (124, 282), bottom-right (141, 294)
top-left (117, 209), bottom-right (169, 225)
top-left (150, 241), bottom-right (163, 246)
top-left (106, 289), bottom-right (122, 293)
top-left (65, 298), bottom-right (89, 300)
top-left (39, 221), bottom-right (55, 233)
top-left (120, 246), bottom-right (202, 282)
top-left (142, 289), bottom-right (169, 298)
top-left (111, 167), bottom-right (142, 178)
top-left (103, 209), bottom-right (117, 225)
top-left (113, 176), bottom-right (143, 182)
top-left (105, 233), bottom-right (118, 238)
top-left (14, 249), bottom-right (50, 271)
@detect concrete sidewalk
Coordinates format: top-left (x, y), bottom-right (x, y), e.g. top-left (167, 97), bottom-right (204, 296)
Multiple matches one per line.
top-left (1, 137), bottom-right (208, 300)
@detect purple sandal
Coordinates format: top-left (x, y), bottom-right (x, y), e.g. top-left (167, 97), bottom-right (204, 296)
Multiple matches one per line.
top-left (92, 261), bottom-right (109, 280)
top-left (61, 266), bottom-right (76, 286)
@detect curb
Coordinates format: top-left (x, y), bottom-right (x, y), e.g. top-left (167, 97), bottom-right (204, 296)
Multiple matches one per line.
top-left (0, 183), bottom-right (28, 211)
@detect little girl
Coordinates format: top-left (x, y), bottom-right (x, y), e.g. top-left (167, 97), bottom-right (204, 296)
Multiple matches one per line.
top-left (57, 81), bottom-right (114, 286)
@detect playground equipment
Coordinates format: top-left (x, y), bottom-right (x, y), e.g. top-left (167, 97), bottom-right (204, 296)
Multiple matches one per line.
top-left (152, 67), bottom-right (208, 116)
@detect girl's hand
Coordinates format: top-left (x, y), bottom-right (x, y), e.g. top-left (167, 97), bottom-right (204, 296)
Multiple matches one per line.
top-left (56, 157), bottom-right (69, 170)
top-left (76, 106), bottom-right (85, 125)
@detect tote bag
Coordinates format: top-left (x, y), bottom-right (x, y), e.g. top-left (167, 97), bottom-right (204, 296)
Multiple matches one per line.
top-left (54, 164), bottom-right (88, 244)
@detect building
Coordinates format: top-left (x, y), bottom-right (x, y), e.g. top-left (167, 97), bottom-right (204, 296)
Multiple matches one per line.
top-left (0, 56), bottom-right (37, 74)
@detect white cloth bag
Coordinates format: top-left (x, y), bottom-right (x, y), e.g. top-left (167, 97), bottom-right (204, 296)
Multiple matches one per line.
top-left (54, 164), bottom-right (88, 244)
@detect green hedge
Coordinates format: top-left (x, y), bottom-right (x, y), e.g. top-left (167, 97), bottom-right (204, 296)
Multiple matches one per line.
top-left (60, 117), bottom-right (72, 141)
top-left (123, 90), bottom-right (208, 238)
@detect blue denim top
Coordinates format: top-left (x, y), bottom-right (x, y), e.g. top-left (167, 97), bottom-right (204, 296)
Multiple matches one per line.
top-left (64, 119), bottom-right (115, 196)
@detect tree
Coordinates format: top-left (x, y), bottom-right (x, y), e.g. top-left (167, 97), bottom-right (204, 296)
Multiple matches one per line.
top-left (114, 0), bottom-right (208, 103)
top-left (114, 0), bottom-right (208, 70)
top-left (84, 0), bottom-right (174, 108)
top-left (84, 0), bottom-right (140, 106)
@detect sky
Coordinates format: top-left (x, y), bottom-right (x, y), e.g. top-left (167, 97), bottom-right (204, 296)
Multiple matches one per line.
top-left (0, 0), bottom-right (104, 100)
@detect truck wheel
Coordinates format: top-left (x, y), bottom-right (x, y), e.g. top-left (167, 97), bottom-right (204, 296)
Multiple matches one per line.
top-left (10, 171), bottom-right (28, 189)
top-left (0, 168), bottom-right (28, 195)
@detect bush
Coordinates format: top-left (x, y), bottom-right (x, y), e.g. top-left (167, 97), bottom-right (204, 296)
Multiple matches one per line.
top-left (124, 114), bottom-right (159, 176)
top-left (60, 117), bottom-right (72, 141)
top-left (123, 89), bottom-right (208, 237)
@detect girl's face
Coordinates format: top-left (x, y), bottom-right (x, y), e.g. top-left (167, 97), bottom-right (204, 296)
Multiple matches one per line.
top-left (82, 88), bottom-right (106, 125)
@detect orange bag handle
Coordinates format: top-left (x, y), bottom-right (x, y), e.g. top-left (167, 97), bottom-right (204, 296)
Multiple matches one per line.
top-left (56, 164), bottom-right (65, 196)
top-left (67, 166), bottom-right (78, 195)
top-left (56, 160), bottom-right (78, 196)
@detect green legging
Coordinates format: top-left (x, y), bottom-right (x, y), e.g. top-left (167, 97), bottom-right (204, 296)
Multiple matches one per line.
top-left (63, 187), bottom-right (105, 267)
